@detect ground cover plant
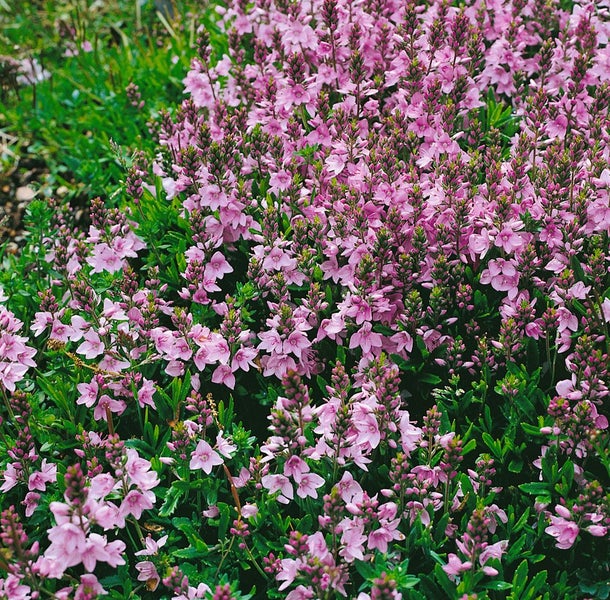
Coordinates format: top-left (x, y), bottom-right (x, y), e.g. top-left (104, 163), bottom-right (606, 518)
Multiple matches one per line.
top-left (0, 0), bottom-right (609, 598)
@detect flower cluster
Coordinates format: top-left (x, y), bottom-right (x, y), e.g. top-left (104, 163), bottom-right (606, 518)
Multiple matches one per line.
top-left (0, 0), bottom-right (609, 597)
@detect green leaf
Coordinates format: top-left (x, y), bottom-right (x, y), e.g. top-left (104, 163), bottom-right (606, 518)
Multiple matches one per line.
top-left (433, 564), bottom-right (456, 598)
top-left (158, 484), bottom-right (184, 517)
top-left (482, 580), bottom-right (512, 591)
top-left (462, 439), bottom-right (477, 455)
top-left (218, 502), bottom-right (231, 539)
top-left (560, 459), bottom-right (574, 490)
top-left (419, 373), bottom-right (442, 385)
top-left (482, 432), bottom-right (501, 459)
top-left (513, 508), bottom-right (531, 533)
top-left (521, 422), bottom-right (544, 436)
top-left (511, 559), bottom-right (529, 595)
top-left (523, 570), bottom-right (547, 600)
top-left (508, 457), bottom-right (523, 473)
top-left (173, 547), bottom-right (209, 559)
top-left (570, 255), bottom-right (586, 283)
top-left (519, 482), bottom-right (551, 495)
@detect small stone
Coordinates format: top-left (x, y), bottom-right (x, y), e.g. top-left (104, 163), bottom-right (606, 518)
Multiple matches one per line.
top-left (15, 186), bottom-right (36, 201)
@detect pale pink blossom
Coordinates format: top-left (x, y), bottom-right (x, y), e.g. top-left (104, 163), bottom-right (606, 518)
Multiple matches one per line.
top-left (190, 440), bottom-right (223, 474)
top-left (545, 506), bottom-right (579, 549)
top-left (27, 459), bottom-right (57, 491)
top-left (136, 561), bottom-right (161, 591)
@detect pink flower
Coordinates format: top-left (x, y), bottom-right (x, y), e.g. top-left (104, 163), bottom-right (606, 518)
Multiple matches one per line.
top-left (398, 412), bottom-right (422, 454)
top-left (479, 539), bottom-right (508, 565)
top-left (545, 507), bottom-right (579, 549)
top-left (75, 574), bottom-right (107, 600)
top-left (215, 432), bottom-right (237, 458)
top-left (93, 395), bottom-right (126, 421)
top-left (494, 226), bottom-right (525, 254)
top-left (263, 246), bottom-right (295, 271)
top-left (76, 379), bottom-right (99, 407)
top-left (349, 321), bottom-right (383, 356)
top-left (443, 553), bottom-right (472, 578)
top-left (135, 534), bottom-right (168, 556)
top-left (261, 474), bottom-right (294, 504)
top-left (258, 329), bottom-right (283, 353)
top-left (0, 462), bottom-right (22, 492)
top-left (353, 410), bottom-right (381, 449)
top-left (284, 455), bottom-right (309, 479)
top-left (28, 459), bottom-right (57, 491)
top-left (45, 523), bottom-right (87, 573)
top-left (119, 490), bottom-right (155, 520)
top-left (137, 378), bottom-right (156, 409)
top-left (479, 258), bottom-right (520, 299)
top-left (336, 472), bottom-right (363, 504)
top-left (136, 561), bottom-right (160, 591)
top-left (76, 330), bottom-right (105, 359)
top-left (81, 533), bottom-right (114, 572)
top-left (231, 346), bottom-right (258, 372)
top-left (190, 440), bottom-right (223, 474)
top-left (268, 170), bottom-right (292, 195)
top-left (277, 558), bottom-right (302, 591)
top-left (339, 519), bottom-right (367, 562)
top-left (87, 242), bottom-right (124, 273)
top-left (282, 330), bottom-right (310, 360)
top-left (211, 363), bottom-right (236, 389)
top-left (125, 449), bottom-right (159, 490)
top-left (294, 471), bottom-right (325, 499)
top-left (22, 491), bottom-right (40, 517)
top-left (204, 251), bottom-right (233, 280)
top-left (0, 574), bottom-right (31, 600)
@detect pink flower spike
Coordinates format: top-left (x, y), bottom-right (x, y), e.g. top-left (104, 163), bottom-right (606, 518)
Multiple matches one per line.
top-left (190, 440), bottom-right (223, 474)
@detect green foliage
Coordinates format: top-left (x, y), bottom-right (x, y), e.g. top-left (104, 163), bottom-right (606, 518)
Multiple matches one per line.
top-left (0, 0), bottom-right (209, 199)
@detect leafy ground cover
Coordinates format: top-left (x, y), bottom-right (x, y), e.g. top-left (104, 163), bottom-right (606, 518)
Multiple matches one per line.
top-left (0, 0), bottom-right (609, 598)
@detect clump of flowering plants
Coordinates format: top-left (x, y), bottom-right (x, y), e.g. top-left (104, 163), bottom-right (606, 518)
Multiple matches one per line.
top-left (1, 0), bottom-right (610, 597)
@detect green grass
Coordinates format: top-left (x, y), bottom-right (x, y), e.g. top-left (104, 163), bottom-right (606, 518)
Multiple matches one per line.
top-left (0, 0), bottom-right (213, 203)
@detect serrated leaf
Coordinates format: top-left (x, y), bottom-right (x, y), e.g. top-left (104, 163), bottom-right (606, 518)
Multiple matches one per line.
top-left (173, 547), bottom-right (209, 559)
top-left (158, 485), bottom-right (184, 517)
